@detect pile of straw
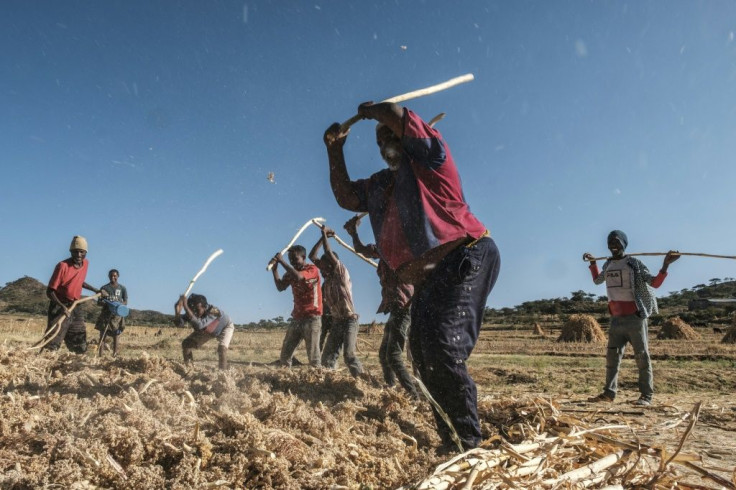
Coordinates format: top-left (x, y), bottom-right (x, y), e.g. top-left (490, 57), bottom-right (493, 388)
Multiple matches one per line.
top-left (0, 347), bottom-right (438, 488)
top-left (657, 317), bottom-right (700, 340)
top-left (0, 347), bottom-right (732, 489)
top-left (557, 314), bottom-right (606, 343)
top-left (722, 314), bottom-right (736, 344)
top-left (403, 399), bottom-right (734, 489)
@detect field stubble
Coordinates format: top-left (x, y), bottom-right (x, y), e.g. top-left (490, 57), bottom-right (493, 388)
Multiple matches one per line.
top-left (0, 314), bottom-right (734, 488)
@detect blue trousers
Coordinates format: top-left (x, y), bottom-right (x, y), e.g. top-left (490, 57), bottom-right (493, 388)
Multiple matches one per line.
top-left (603, 314), bottom-right (653, 400)
top-left (410, 237), bottom-right (500, 449)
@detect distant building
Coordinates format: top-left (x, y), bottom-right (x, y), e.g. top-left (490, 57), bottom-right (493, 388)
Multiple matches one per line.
top-left (687, 298), bottom-right (736, 310)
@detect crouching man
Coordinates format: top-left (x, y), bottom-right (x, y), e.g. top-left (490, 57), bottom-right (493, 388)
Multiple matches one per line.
top-left (174, 293), bottom-right (234, 370)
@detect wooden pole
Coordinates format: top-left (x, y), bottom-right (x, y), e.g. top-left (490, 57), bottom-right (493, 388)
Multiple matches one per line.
top-left (266, 218), bottom-right (325, 270)
top-left (339, 74), bottom-right (474, 132)
top-left (310, 219), bottom-right (378, 268)
top-left (184, 249), bottom-right (224, 296)
top-left (583, 252), bottom-right (736, 262)
top-left (27, 293), bottom-right (101, 350)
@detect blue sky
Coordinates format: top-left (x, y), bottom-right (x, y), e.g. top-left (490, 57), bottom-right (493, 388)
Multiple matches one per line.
top-left (2, 1), bottom-right (735, 323)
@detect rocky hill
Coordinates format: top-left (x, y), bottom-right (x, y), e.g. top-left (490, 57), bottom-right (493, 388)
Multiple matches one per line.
top-left (0, 276), bottom-right (173, 326)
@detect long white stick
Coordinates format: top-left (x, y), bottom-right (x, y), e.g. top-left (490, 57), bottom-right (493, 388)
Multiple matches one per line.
top-left (266, 218), bottom-right (326, 270)
top-left (310, 219), bottom-right (378, 268)
top-left (184, 249), bottom-right (224, 296)
top-left (340, 73), bottom-right (474, 132)
top-left (584, 252), bottom-right (736, 262)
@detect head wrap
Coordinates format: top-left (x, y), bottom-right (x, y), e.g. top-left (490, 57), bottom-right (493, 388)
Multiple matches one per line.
top-left (69, 235), bottom-right (88, 252)
top-left (607, 230), bottom-right (628, 250)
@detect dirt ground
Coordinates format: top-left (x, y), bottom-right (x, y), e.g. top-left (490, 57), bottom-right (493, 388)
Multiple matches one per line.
top-left (0, 315), bottom-right (734, 488)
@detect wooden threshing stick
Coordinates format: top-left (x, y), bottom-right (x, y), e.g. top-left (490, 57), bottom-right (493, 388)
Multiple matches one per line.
top-left (27, 293), bottom-right (101, 350)
top-left (339, 73), bottom-right (474, 132)
top-left (584, 252), bottom-right (736, 262)
top-left (310, 218), bottom-right (377, 268)
top-left (184, 249), bottom-right (224, 296)
top-left (266, 218), bottom-right (325, 270)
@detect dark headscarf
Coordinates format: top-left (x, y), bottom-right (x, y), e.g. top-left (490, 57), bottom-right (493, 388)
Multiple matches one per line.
top-left (607, 230), bottom-right (628, 250)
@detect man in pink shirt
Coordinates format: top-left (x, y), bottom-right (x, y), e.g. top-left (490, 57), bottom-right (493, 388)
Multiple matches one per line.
top-left (324, 102), bottom-right (501, 453)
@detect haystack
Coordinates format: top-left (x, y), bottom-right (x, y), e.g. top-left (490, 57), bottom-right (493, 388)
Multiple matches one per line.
top-left (721, 326), bottom-right (736, 344)
top-left (533, 323), bottom-right (545, 336)
top-left (557, 314), bottom-right (605, 343)
top-left (361, 320), bottom-right (382, 334)
top-left (721, 314), bottom-right (736, 344)
top-left (657, 317), bottom-right (700, 340)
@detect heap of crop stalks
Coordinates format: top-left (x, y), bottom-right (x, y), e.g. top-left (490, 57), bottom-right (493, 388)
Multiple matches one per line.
top-left (402, 400), bottom-right (734, 489)
top-left (532, 323), bottom-right (545, 336)
top-left (0, 346), bottom-right (440, 488)
top-left (657, 317), bottom-right (700, 340)
top-left (361, 320), bottom-right (382, 334)
top-left (0, 346), bottom-right (731, 489)
top-left (722, 314), bottom-right (736, 344)
top-left (557, 314), bottom-right (605, 343)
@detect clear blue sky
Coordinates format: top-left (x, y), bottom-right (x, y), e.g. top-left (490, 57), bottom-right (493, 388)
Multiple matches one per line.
top-left (2, 1), bottom-right (735, 323)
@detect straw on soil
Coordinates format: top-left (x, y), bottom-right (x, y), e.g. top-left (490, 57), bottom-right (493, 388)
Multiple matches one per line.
top-left (657, 317), bottom-right (700, 340)
top-left (0, 347), bottom-right (732, 489)
top-left (557, 314), bottom-right (605, 343)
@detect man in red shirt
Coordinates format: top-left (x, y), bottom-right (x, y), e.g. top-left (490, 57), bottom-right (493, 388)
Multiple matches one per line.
top-left (269, 245), bottom-right (323, 367)
top-left (44, 236), bottom-right (108, 353)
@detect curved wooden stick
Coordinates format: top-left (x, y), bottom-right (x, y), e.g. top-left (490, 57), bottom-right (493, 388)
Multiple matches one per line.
top-left (340, 74), bottom-right (474, 132)
top-left (428, 112), bottom-right (446, 127)
top-left (184, 249), bottom-right (224, 296)
top-left (27, 293), bottom-right (101, 350)
top-left (310, 219), bottom-right (378, 268)
top-left (583, 252), bottom-right (736, 262)
top-left (266, 218), bottom-right (326, 270)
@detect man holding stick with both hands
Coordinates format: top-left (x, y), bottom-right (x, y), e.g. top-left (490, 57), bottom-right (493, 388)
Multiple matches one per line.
top-left (268, 246), bottom-right (323, 368)
top-left (309, 225), bottom-right (363, 377)
top-left (324, 101), bottom-right (501, 454)
top-left (584, 230), bottom-right (680, 406)
top-left (43, 236), bottom-right (109, 353)
top-left (344, 214), bottom-right (417, 398)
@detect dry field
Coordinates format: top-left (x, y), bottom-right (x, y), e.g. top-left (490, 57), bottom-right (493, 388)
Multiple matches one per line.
top-left (0, 313), bottom-right (734, 488)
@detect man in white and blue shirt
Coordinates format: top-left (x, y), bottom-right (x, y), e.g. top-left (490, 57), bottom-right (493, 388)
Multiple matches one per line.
top-left (584, 230), bottom-right (679, 406)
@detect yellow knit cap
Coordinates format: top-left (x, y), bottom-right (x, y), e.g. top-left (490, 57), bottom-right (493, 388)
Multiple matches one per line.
top-left (69, 235), bottom-right (88, 252)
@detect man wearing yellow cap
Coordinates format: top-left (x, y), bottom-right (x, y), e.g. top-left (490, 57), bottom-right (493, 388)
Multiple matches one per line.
top-left (43, 236), bottom-right (108, 353)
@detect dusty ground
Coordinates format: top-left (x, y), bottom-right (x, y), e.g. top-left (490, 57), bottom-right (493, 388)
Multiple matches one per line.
top-left (0, 315), bottom-right (734, 488)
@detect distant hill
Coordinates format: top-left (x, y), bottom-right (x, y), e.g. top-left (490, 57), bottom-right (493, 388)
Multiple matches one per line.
top-left (0, 276), bottom-right (49, 315)
top-left (0, 276), bottom-right (174, 326)
top-left (3, 276), bottom-right (735, 329)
